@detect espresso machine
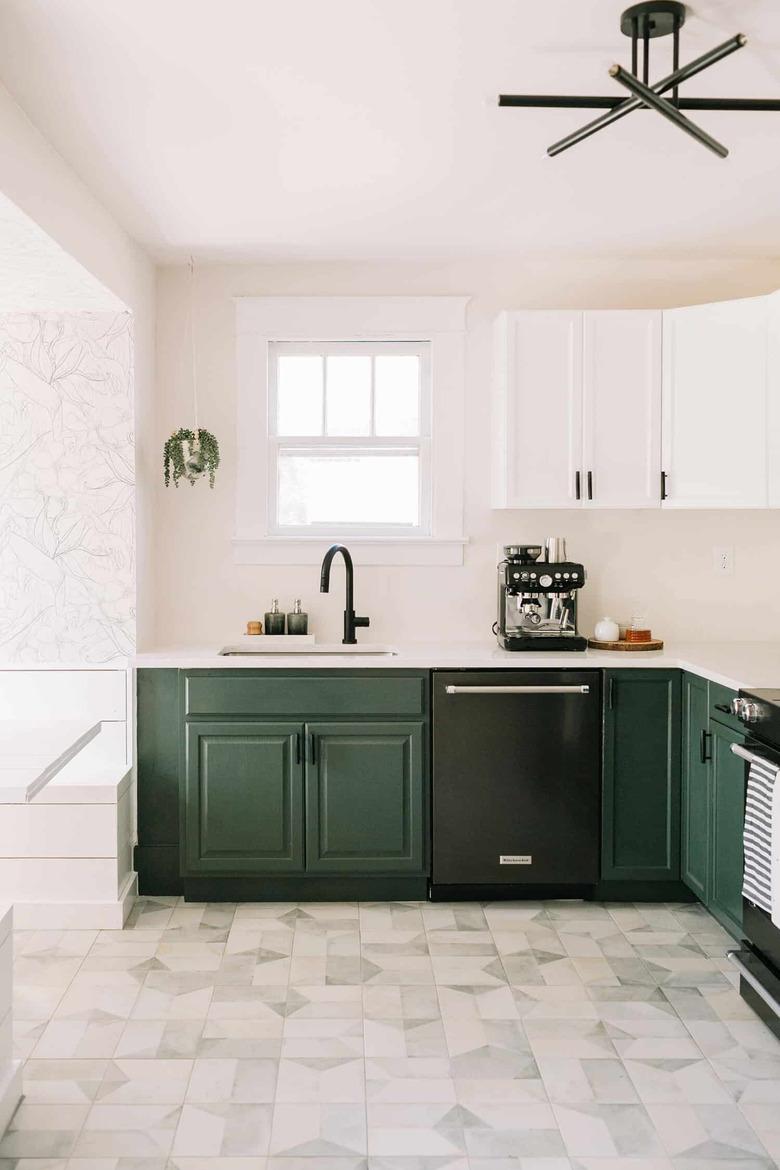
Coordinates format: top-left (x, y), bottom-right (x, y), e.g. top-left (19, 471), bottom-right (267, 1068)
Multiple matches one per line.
top-left (496, 538), bottom-right (587, 651)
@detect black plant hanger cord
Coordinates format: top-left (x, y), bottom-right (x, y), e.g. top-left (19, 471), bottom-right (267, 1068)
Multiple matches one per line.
top-left (163, 255), bottom-right (220, 488)
top-left (499, 2), bottom-right (780, 158)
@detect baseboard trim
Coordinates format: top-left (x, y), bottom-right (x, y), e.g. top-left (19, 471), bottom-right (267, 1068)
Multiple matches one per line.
top-left (12, 872), bottom-right (137, 929)
top-left (183, 875), bottom-right (430, 902)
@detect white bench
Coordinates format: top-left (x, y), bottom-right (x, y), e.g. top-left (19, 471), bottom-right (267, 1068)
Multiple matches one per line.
top-left (0, 669), bottom-right (136, 929)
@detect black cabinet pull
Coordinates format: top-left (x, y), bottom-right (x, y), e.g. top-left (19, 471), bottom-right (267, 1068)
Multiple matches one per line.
top-left (608, 676), bottom-right (615, 709)
top-left (661, 470), bottom-right (668, 500)
top-left (700, 729), bottom-right (712, 763)
top-left (308, 733), bottom-right (316, 764)
top-left (587, 470), bottom-right (593, 500)
top-left (713, 703), bottom-right (731, 714)
top-left (575, 470), bottom-right (581, 500)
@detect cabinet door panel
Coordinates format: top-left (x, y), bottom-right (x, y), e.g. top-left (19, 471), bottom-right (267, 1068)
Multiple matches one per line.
top-left (184, 721), bottom-right (303, 874)
top-left (662, 297), bottom-right (768, 507)
top-left (495, 311), bottom-right (582, 508)
top-left (602, 671), bottom-right (681, 882)
top-left (306, 721), bottom-right (425, 873)
top-left (710, 720), bottom-right (745, 937)
top-left (682, 673), bottom-right (710, 901)
top-left (582, 311), bottom-right (661, 508)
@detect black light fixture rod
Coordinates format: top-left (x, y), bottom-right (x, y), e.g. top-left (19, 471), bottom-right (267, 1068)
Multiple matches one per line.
top-left (499, 95), bottom-right (780, 111)
top-left (610, 63), bottom-right (729, 156)
top-left (540, 32), bottom-right (746, 156)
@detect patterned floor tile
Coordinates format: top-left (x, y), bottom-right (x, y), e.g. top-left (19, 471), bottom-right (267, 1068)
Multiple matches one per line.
top-left (72, 1103), bottom-right (181, 1157)
top-left (186, 1056), bottom-right (278, 1103)
top-left (9, 899), bottom-right (777, 1165)
top-left (172, 1102), bottom-right (272, 1156)
top-left (270, 1103), bottom-right (367, 1156)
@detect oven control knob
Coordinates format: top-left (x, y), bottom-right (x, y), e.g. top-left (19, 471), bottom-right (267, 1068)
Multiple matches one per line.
top-left (731, 697), bottom-right (747, 717)
top-left (741, 702), bottom-right (760, 724)
top-left (539, 574), bottom-right (553, 588)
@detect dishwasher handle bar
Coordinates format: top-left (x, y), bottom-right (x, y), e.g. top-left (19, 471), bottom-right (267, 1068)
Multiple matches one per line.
top-left (444, 684), bottom-right (590, 695)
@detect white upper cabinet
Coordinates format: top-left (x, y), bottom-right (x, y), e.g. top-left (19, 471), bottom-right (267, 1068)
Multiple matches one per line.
top-left (582, 311), bottom-right (662, 509)
top-left (493, 310), bottom-right (582, 508)
top-left (493, 309), bottom-right (661, 509)
top-left (662, 296), bottom-right (768, 508)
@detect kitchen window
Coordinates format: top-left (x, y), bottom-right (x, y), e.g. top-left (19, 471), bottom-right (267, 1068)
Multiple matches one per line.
top-left (235, 296), bottom-right (468, 565)
top-left (269, 341), bottom-right (431, 536)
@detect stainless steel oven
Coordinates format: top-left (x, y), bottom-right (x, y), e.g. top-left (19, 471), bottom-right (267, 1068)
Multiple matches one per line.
top-left (728, 692), bottom-right (780, 1038)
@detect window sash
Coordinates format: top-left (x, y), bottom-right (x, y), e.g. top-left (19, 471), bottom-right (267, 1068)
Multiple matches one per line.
top-left (269, 439), bottom-right (432, 537)
top-left (267, 340), bottom-right (431, 535)
top-left (268, 339), bottom-right (430, 440)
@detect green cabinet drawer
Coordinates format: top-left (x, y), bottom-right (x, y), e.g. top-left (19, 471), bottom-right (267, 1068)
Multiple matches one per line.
top-left (709, 720), bottom-right (745, 937)
top-left (682, 672), bottom-right (711, 902)
top-left (183, 721), bottom-right (304, 875)
top-left (602, 669), bottom-right (681, 882)
top-left (305, 721), bottom-right (426, 874)
top-left (709, 681), bottom-right (742, 733)
top-left (184, 672), bottom-right (426, 719)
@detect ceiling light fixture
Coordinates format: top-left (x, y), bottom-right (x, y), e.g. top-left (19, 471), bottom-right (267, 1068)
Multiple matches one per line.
top-left (499, 2), bottom-right (780, 158)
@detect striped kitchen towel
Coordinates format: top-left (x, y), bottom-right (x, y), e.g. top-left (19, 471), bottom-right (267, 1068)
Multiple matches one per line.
top-left (742, 755), bottom-right (777, 916)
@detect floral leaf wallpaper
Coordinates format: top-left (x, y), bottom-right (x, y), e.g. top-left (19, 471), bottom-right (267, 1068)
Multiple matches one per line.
top-left (0, 311), bottom-right (134, 663)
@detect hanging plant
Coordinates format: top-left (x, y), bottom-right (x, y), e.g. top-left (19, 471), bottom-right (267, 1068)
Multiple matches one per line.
top-left (162, 256), bottom-right (221, 489)
top-left (164, 426), bottom-right (220, 488)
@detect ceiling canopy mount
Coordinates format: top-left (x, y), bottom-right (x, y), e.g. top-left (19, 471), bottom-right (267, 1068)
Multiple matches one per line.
top-left (499, 3), bottom-right (780, 159)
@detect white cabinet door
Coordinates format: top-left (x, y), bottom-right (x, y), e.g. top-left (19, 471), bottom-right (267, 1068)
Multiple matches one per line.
top-left (493, 311), bottom-right (582, 508)
top-left (662, 297), bottom-right (768, 508)
top-left (582, 311), bottom-right (662, 508)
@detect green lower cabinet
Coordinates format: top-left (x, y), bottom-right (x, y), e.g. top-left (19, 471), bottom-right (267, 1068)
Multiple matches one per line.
top-left (183, 721), bottom-right (304, 874)
top-left (305, 721), bottom-right (425, 873)
top-left (602, 670), bottom-right (681, 883)
top-left (709, 719), bottom-right (746, 937)
top-left (681, 672), bottom-right (711, 902)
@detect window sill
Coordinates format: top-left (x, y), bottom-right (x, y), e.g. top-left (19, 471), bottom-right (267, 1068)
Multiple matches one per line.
top-left (232, 536), bottom-right (467, 566)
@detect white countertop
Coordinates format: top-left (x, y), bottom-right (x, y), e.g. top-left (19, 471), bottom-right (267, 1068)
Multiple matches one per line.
top-left (133, 641), bottom-right (780, 693)
top-left (0, 720), bottom-right (102, 803)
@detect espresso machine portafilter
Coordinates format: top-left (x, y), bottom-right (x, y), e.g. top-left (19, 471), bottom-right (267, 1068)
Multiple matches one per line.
top-left (496, 537), bottom-right (587, 651)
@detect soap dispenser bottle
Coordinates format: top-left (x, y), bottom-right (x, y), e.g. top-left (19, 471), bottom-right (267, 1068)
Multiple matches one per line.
top-left (287, 599), bottom-right (308, 635)
top-left (264, 598), bottom-right (285, 635)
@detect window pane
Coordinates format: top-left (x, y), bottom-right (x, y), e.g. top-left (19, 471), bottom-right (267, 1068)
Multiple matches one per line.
top-left (325, 356), bottom-right (371, 435)
top-left (276, 355), bottom-right (323, 435)
top-left (374, 355), bottom-right (420, 436)
top-left (278, 452), bottom-right (419, 527)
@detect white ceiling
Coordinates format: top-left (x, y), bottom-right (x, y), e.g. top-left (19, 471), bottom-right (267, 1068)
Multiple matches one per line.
top-left (0, 0), bottom-right (779, 261)
top-left (0, 190), bottom-right (126, 310)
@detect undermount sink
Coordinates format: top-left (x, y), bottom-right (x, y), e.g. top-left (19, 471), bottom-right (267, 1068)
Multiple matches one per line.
top-left (219, 642), bottom-right (398, 656)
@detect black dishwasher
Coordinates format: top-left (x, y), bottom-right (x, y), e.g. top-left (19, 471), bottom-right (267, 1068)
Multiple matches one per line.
top-left (432, 670), bottom-right (601, 896)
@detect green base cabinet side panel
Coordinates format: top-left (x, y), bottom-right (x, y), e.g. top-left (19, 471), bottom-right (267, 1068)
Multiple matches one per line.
top-left (136, 669), bottom-right (183, 891)
top-left (305, 721), bottom-right (425, 874)
top-left (602, 669), bottom-right (681, 883)
top-left (682, 672), bottom-right (711, 902)
top-left (709, 719), bottom-right (746, 938)
top-left (183, 721), bottom-right (304, 875)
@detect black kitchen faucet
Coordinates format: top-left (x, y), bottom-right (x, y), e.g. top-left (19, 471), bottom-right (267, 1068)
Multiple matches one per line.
top-left (320, 544), bottom-right (370, 645)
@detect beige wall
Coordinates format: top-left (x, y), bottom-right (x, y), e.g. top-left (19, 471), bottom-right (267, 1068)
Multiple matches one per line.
top-left (0, 81), bottom-right (155, 649)
top-left (153, 255), bottom-right (780, 648)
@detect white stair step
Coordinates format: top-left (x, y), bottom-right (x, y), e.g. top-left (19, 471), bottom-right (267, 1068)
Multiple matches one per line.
top-left (0, 721), bottom-right (101, 803)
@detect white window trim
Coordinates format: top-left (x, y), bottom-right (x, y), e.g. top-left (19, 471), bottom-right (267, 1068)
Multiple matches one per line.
top-left (234, 296), bottom-right (469, 566)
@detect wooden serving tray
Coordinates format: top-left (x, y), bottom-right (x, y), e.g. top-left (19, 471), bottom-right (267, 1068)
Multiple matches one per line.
top-left (588, 638), bottom-right (664, 652)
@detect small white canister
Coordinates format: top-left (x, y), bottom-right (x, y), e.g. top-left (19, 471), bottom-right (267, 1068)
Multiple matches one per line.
top-left (594, 616), bottom-right (620, 642)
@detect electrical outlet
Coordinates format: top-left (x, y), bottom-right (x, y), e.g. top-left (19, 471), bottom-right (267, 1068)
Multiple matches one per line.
top-left (713, 546), bottom-right (734, 576)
